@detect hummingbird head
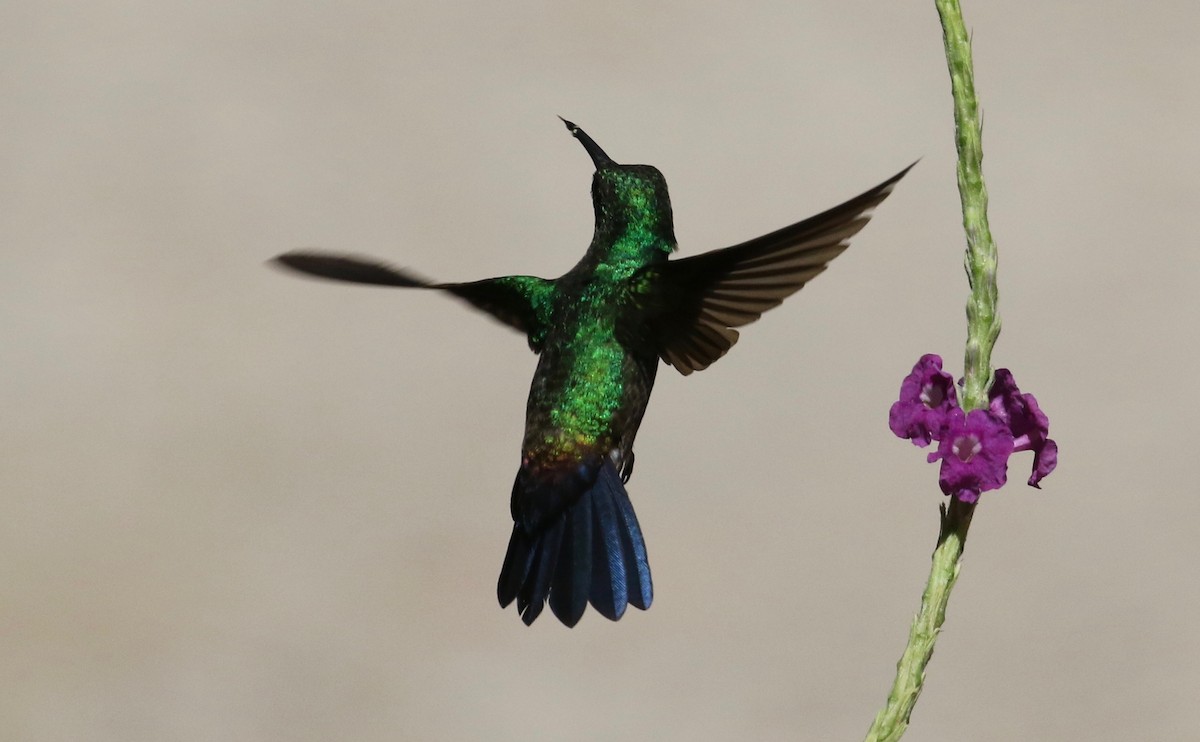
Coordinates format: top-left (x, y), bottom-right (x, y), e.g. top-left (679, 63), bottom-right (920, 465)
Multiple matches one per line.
top-left (560, 117), bottom-right (676, 251)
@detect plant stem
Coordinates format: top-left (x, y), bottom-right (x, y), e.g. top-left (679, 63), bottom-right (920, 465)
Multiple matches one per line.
top-left (863, 0), bottom-right (1000, 738)
top-left (940, 0), bottom-right (1001, 412)
top-left (863, 499), bottom-right (973, 742)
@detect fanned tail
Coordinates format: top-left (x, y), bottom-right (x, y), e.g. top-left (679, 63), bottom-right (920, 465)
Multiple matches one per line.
top-left (497, 458), bottom-right (652, 627)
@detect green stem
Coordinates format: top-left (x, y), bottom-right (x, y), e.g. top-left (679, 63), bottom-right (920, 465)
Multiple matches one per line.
top-left (941, 0), bottom-right (1001, 411)
top-left (863, 500), bottom-right (973, 742)
top-left (863, 0), bottom-right (1000, 739)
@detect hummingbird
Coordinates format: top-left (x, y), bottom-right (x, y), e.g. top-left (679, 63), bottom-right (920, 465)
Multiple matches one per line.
top-left (274, 119), bottom-right (911, 627)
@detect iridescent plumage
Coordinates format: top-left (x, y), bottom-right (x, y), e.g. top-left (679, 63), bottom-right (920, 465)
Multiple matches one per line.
top-left (274, 120), bottom-right (912, 626)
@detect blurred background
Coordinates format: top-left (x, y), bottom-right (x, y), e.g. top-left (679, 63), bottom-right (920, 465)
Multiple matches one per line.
top-left (3, 1), bottom-right (1197, 740)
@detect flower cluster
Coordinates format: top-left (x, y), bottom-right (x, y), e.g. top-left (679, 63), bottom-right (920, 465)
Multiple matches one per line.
top-left (889, 355), bottom-right (1057, 503)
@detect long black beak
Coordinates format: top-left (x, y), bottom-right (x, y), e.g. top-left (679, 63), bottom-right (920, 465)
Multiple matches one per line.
top-left (559, 116), bottom-right (615, 170)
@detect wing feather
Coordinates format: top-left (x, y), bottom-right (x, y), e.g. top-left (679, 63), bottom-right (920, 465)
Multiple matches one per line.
top-left (273, 251), bottom-right (555, 349)
top-left (631, 164), bottom-right (914, 374)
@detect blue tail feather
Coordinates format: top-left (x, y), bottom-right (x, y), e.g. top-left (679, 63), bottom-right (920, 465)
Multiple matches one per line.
top-left (589, 477), bottom-right (629, 620)
top-left (497, 458), bottom-right (652, 626)
top-left (548, 489), bottom-right (593, 626)
top-left (613, 480), bottom-right (653, 611)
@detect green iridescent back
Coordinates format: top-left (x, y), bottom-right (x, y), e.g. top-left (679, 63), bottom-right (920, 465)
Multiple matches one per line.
top-left (520, 165), bottom-right (675, 469)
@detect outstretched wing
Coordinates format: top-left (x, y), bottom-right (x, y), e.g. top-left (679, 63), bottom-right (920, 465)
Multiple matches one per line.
top-left (630, 163), bottom-right (914, 375)
top-left (273, 251), bottom-right (556, 351)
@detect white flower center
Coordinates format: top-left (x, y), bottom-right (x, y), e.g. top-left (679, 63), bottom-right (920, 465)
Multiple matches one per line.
top-left (952, 434), bottom-right (982, 463)
top-left (920, 383), bottom-right (944, 409)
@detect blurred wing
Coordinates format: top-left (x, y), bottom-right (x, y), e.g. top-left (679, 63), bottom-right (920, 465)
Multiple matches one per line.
top-left (273, 251), bottom-right (554, 348)
top-left (274, 251), bottom-right (433, 287)
top-left (633, 164), bottom-right (914, 375)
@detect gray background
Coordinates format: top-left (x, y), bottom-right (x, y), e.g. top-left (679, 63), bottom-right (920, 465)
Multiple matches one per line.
top-left (3, 1), bottom-right (1197, 740)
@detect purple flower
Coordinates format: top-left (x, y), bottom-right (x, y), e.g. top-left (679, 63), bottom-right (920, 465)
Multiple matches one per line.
top-left (988, 369), bottom-right (1058, 488)
top-left (889, 354), bottom-right (959, 447)
top-left (927, 408), bottom-right (1015, 503)
top-left (890, 355), bottom-right (1057, 500)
